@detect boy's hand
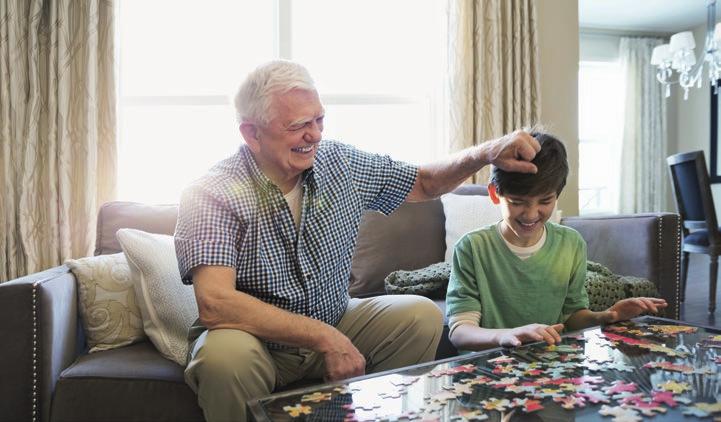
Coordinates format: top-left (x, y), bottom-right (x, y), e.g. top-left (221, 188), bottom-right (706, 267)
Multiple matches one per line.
top-left (497, 323), bottom-right (564, 347)
top-left (599, 297), bottom-right (668, 324)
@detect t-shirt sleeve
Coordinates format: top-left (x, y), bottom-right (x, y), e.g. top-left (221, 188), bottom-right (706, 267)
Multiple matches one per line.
top-left (446, 235), bottom-right (484, 319)
top-left (174, 184), bottom-right (241, 284)
top-left (562, 234), bottom-right (590, 317)
top-left (337, 142), bottom-right (418, 215)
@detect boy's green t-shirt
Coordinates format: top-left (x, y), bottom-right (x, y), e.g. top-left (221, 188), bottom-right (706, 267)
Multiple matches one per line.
top-left (446, 222), bottom-right (589, 329)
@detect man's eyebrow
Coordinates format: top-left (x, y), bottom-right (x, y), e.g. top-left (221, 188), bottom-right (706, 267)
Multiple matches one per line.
top-left (287, 112), bottom-right (324, 128)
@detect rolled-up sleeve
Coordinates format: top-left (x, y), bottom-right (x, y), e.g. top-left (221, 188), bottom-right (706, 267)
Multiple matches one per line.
top-left (174, 185), bottom-right (241, 284)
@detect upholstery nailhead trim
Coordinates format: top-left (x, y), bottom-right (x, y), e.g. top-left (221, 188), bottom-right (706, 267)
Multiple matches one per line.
top-left (32, 281), bottom-right (39, 422)
top-left (673, 214), bottom-right (681, 319)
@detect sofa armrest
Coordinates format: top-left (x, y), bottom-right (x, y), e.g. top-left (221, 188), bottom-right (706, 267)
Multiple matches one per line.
top-left (562, 213), bottom-right (681, 320)
top-left (0, 266), bottom-right (83, 422)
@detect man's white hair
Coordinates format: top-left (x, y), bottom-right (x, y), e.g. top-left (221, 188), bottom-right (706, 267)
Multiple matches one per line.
top-left (234, 60), bottom-right (316, 126)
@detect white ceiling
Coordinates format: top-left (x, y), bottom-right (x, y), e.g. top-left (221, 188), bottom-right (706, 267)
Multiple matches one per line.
top-left (579, 0), bottom-right (716, 33)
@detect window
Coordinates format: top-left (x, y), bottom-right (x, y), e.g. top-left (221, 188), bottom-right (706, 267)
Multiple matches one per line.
top-left (116, 0), bottom-right (447, 203)
top-left (578, 61), bottom-right (625, 214)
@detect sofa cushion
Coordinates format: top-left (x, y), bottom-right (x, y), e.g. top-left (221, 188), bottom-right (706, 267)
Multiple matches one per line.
top-left (65, 253), bottom-right (145, 353)
top-left (349, 201), bottom-right (446, 297)
top-left (117, 229), bottom-right (198, 366)
top-left (95, 202), bottom-right (178, 256)
top-left (51, 342), bottom-right (203, 422)
top-left (440, 193), bottom-right (502, 262)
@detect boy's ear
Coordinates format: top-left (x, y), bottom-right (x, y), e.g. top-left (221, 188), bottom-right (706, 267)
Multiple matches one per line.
top-left (487, 184), bottom-right (501, 204)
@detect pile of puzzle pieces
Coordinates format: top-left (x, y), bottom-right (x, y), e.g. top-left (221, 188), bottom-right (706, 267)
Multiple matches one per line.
top-left (275, 322), bottom-right (721, 421)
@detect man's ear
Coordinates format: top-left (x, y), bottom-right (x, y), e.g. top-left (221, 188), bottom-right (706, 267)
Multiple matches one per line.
top-left (487, 183), bottom-right (501, 205)
top-left (240, 122), bottom-right (261, 152)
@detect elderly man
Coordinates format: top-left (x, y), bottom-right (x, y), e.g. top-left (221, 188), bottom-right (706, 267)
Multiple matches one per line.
top-left (175, 60), bottom-right (540, 421)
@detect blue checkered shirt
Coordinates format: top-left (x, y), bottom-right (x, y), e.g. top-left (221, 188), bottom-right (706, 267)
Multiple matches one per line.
top-left (175, 140), bottom-right (417, 348)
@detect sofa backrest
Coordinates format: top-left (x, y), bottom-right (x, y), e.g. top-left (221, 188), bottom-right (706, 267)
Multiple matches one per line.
top-left (94, 185), bottom-right (489, 297)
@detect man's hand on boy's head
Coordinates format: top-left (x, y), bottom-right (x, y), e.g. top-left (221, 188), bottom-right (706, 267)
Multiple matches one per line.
top-left (497, 323), bottom-right (564, 347)
top-left (483, 130), bottom-right (542, 174)
top-left (600, 297), bottom-right (668, 324)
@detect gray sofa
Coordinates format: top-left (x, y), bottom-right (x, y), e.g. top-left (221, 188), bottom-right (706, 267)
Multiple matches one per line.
top-left (0, 185), bottom-right (681, 422)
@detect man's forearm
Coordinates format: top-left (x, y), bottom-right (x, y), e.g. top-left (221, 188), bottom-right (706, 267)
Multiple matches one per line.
top-left (410, 145), bottom-right (487, 201)
top-left (200, 288), bottom-right (341, 353)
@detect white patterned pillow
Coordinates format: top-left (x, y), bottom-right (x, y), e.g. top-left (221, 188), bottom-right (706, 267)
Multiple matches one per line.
top-left (441, 193), bottom-right (503, 262)
top-left (116, 229), bottom-right (198, 366)
top-left (66, 253), bottom-right (145, 353)
top-left (441, 193), bottom-right (562, 262)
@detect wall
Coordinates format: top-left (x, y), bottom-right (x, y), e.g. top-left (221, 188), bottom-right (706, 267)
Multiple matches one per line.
top-left (537, 0), bottom-right (580, 216)
top-left (674, 23), bottom-right (721, 211)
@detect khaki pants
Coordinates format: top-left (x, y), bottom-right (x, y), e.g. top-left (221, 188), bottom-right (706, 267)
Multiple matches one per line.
top-left (184, 295), bottom-right (443, 422)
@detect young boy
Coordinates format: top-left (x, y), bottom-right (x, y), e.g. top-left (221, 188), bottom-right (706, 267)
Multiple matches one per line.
top-left (445, 132), bottom-right (667, 352)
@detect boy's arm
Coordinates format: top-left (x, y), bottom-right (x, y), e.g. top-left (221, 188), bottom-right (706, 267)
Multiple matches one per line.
top-left (565, 298), bottom-right (668, 331)
top-left (450, 322), bottom-right (564, 350)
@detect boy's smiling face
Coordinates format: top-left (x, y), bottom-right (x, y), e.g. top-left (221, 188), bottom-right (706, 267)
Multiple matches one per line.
top-left (488, 184), bottom-right (558, 247)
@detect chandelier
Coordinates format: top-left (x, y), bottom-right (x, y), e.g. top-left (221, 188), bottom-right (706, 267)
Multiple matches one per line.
top-left (651, 0), bottom-right (721, 99)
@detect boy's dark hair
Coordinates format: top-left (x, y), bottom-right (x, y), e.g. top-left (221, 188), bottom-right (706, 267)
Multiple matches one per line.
top-left (490, 132), bottom-right (568, 197)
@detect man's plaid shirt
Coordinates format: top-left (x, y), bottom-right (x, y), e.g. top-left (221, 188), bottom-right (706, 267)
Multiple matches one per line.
top-left (175, 140), bottom-right (417, 347)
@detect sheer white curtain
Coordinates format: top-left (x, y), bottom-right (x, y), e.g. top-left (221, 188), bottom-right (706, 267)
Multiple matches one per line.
top-left (618, 37), bottom-right (667, 213)
top-left (0, 0), bottom-right (116, 281)
top-left (446, 0), bottom-right (541, 183)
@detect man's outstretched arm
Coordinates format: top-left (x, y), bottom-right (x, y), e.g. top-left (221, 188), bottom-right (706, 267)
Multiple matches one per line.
top-left (406, 130), bottom-right (541, 202)
top-left (191, 265), bottom-right (366, 381)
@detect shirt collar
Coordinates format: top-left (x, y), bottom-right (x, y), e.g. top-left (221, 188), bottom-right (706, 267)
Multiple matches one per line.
top-left (238, 144), bottom-right (319, 194)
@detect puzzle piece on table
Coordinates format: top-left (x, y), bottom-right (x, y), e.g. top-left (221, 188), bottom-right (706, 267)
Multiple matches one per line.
top-left (604, 361), bottom-right (634, 372)
top-left (301, 391), bottom-right (332, 403)
top-left (354, 402), bottom-right (382, 411)
top-left (487, 355), bottom-right (515, 364)
top-left (283, 404), bottom-right (313, 417)
top-left (576, 390), bottom-right (610, 404)
top-left (480, 398), bottom-right (512, 412)
top-left (604, 381), bottom-right (637, 395)
top-left (553, 394), bottom-right (587, 410)
top-left (511, 398), bottom-right (544, 413)
top-left (391, 377), bottom-right (420, 387)
top-left (462, 376), bottom-right (493, 386)
top-left (699, 335), bottom-right (721, 348)
top-left (379, 390), bottom-right (405, 399)
top-left (334, 385), bottom-right (361, 395)
top-left (443, 382), bottom-right (473, 396)
top-left (624, 402), bottom-right (667, 417)
top-left (582, 361), bottom-right (605, 372)
top-left (598, 405), bottom-right (642, 422)
top-left (429, 364), bottom-right (476, 377)
top-left (545, 344), bottom-right (582, 353)
top-left (602, 332), bottom-right (690, 357)
top-left (648, 324), bottom-right (697, 335)
top-left (451, 408), bottom-right (489, 421)
top-left (643, 361), bottom-right (695, 374)
top-left (650, 391), bottom-right (683, 408)
top-left (682, 405), bottom-right (711, 418)
top-left (656, 380), bottom-right (692, 394)
top-left (428, 390), bottom-right (457, 404)
top-left (695, 402), bottom-right (721, 414)
top-left (612, 392), bottom-right (644, 404)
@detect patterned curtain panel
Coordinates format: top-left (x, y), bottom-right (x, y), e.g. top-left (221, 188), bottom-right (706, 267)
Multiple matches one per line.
top-left (618, 37), bottom-right (667, 213)
top-left (447, 0), bottom-right (541, 183)
top-left (0, 0), bottom-right (116, 282)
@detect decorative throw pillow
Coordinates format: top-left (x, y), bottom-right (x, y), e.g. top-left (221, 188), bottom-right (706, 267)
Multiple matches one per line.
top-left (440, 193), bottom-right (563, 262)
top-left (440, 194), bottom-right (502, 262)
top-left (66, 253), bottom-right (145, 353)
top-left (116, 229), bottom-right (198, 366)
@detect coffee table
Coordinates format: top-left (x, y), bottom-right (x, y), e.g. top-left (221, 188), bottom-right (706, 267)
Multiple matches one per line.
top-left (248, 316), bottom-right (721, 421)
